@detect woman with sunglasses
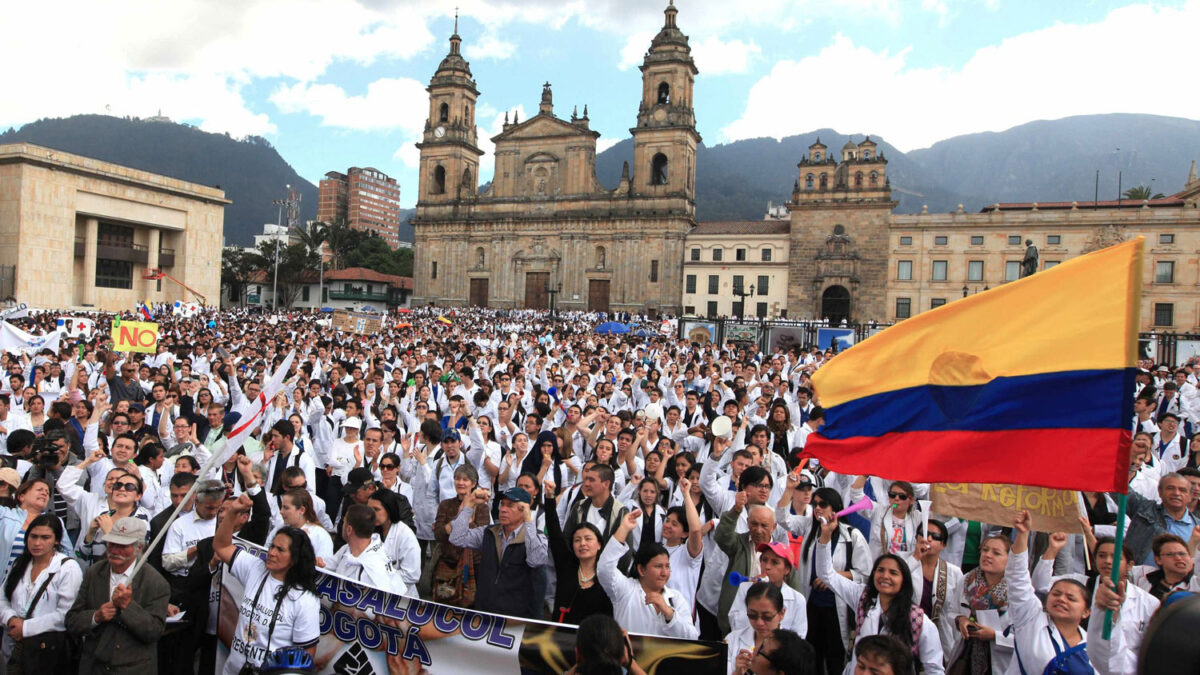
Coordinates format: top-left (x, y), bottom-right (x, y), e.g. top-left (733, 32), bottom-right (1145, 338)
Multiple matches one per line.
top-left (816, 512), bottom-right (944, 675)
top-left (728, 583), bottom-right (789, 675)
top-left (374, 451), bottom-right (413, 501)
top-left (854, 477), bottom-right (923, 560)
top-left (61, 451), bottom-right (151, 565)
top-left (790, 487), bottom-right (871, 675)
top-left (728, 542), bottom-right (807, 640)
top-left (902, 518), bottom-right (963, 666)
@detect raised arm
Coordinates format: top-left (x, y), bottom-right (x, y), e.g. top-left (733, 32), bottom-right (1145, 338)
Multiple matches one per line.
top-left (815, 517), bottom-right (867, 606)
top-left (213, 494), bottom-right (254, 565)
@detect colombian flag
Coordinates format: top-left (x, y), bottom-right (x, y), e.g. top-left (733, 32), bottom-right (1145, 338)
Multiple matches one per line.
top-left (805, 237), bottom-right (1143, 493)
top-left (436, 315), bottom-right (452, 325)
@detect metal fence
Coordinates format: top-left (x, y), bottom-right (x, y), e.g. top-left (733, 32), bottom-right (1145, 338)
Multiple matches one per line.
top-left (677, 317), bottom-right (891, 353)
top-left (1140, 332), bottom-right (1200, 366)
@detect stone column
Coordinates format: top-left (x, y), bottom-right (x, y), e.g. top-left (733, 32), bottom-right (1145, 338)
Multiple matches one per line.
top-left (146, 228), bottom-right (160, 301)
top-left (82, 217), bottom-right (99, 307)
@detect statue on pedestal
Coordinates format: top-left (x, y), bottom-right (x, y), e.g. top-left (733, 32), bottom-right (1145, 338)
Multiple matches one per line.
top-left (1021, 239), bottom-right (1039, 278)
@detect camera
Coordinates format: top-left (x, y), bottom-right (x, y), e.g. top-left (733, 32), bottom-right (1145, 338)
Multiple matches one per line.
top-left (34, 434), bottom-right (63, 469)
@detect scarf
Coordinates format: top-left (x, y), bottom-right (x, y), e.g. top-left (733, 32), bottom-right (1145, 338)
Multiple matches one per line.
top-left (961, 567), bottom-right (1009, 675)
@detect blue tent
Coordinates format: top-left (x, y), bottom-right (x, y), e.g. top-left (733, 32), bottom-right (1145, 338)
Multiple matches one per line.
top-left (594, 321), bottom-right (631, 334)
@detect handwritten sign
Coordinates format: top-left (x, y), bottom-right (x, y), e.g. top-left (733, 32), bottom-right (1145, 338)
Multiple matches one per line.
top-left (111, 320), bottom-right (159, 353)
top-left (332, 310), bottom-right (382, 335)
top-left (931, 483), bottom-right (1083, 533)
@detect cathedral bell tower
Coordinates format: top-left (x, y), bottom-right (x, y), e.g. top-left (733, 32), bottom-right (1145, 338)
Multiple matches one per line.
top-left (416, 15), bottom-right (484, 204)
top-left (630, 1), bottom-right (700, 206)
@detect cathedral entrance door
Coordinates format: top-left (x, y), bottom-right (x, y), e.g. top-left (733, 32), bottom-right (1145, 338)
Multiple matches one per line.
top-left (469, 278), bottom-right (489, 307)
top-left (525, 272), bottom-right (549, 309)
top-left (588, 279), bottom-right (610, 313)
top-left (821, 285), bottom-right (851, 324)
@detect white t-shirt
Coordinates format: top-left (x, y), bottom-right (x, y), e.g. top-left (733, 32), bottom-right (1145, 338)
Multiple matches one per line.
top-left (267, 523), bottom-right (334, 562)
top-left (222, 549), bottom-right (321, 675)
top-left (163, 511), bottom-right (217, 576)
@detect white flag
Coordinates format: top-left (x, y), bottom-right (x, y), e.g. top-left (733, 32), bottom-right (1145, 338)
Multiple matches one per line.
top-left (211, 350), bottom-right (296, 467)
top-left (0, 321), bottom-right (62, 354)
top-left (172, 301), bottom-right (201, 318)
top-left (56, 316), bottom-right (95, 338)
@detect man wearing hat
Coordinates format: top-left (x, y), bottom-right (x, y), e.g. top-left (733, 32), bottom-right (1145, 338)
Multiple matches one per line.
top-left (127, 402), bottom-right (158, 444)
top-left (449, 486), bottom-right (548, 620)
top-left (67, 516), bottom-right (170, 675)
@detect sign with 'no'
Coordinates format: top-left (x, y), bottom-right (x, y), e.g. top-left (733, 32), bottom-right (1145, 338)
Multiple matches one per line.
top-left (111, 320), bottom-right (159, 353)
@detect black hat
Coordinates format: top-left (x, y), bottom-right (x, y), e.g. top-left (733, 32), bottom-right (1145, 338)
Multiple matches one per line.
top-left (342, 467), bottom-right (375, 493)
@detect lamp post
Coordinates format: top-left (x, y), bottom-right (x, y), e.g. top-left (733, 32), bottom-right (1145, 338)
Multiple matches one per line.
top-left (733, 282), bottom-right (755, 322)
top-left (545, 279), bottom-right (562, 322)
top-left (271, 185), bottom-right (290, 310)
top-left (962, 285), bottom-right (969, 298)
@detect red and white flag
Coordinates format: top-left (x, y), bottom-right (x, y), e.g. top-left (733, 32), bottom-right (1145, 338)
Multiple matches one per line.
top-left (211, 350), bottom-right (296, 467)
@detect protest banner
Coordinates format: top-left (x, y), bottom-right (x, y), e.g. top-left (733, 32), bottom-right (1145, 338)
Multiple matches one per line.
top-left (217, 541), bottom-right (726, 675)
top-left (0, 321), bottom-right (61, 354)
top-left (0, 303), bottom-right (29, 321)
top-left (57, 316), bottom-right (95, 338)
top-left (931, 483), bottom-right (1084, 534)
top-left (110, 320), bottom-right (159, 353)
top-left (333, 310), bottom-right (383, 335)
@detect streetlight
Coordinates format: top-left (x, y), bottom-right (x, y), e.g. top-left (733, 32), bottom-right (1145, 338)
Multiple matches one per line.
top-left (271, 184), bottom-right (290, 310)
top-left (545, 279), bottom-right (562, 322)
top-left (733, 282), bottom-right (755, 321)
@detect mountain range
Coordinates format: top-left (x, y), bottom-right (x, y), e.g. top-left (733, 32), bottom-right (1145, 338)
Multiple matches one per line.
top-left (3, 113), bottom-right (1198, 245)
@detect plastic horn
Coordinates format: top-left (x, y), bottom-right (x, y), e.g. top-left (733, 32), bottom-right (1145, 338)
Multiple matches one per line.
top-left (728, 571), bottom-right (754, 586)
top-left (918, 499), bottom-right (932, 537)
top-left (835, 497), bottom-right (874, 518)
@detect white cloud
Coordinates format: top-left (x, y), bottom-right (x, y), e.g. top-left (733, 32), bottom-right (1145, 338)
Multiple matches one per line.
top-left (691, 36), bottom-right (762, 75)
top-left (466, 33), bottom-right (518, 61)
top-left (722, 2), bottom-right (1200, 151)
top-left (596, 137), bottom-right (622, 154)
top-left (270, 78), bottom-right (429, 133)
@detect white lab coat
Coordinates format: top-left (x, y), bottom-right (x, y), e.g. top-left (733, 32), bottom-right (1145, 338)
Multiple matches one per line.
top-left (905, 555), bottom-right (964, 663)
top-left (792, 524), bottom-right (871, 651)
top-left (1003, 550), bottom-right (1096, 675)
top-left (727, 580), bottom-right (808, 638)
top-left (597, 539), bottom-right (700, 640)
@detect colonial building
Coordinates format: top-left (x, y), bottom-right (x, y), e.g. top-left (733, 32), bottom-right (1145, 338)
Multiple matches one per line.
top-left (411, 3), bottom-right (698, 314)
top-left (0, 143), bottom-right (226, 311)
top-left (681, 221), bottom-right (790, 319)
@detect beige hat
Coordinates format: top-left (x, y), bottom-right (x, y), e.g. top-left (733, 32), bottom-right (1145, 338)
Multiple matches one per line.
top-left (0, 468), bottom-right (19, 490)
top-left (103, 517), bottom-right (148, 546)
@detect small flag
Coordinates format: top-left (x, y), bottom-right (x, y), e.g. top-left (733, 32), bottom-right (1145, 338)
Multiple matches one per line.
top-left (805, 238), bottom-right (1143, 493)
top-left (437, 316), bottom-right (452, 325)
top-left (136, 302), bottom-right (154, 321)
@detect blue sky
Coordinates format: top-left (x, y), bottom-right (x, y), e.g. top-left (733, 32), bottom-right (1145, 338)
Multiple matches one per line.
top-left (5, 0), bottom-right (1199, 208)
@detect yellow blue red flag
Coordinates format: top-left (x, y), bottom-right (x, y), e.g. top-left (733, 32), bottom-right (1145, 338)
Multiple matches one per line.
top-left (805, 237), bottom-right (1143, 493)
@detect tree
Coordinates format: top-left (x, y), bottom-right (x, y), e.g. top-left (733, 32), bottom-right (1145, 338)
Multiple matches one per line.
top-left (244, 240), bottom-right (318, 309)
top-left (1123, 185), bottom-right (1165, 200)
top-left (220, 248), bottom-right (255, 306)
top-left (324, 219), bottom-right (369, 271)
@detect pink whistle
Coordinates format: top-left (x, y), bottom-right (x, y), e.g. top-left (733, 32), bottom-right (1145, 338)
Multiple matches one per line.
top-left (836, 497), bottom-right (874, 518)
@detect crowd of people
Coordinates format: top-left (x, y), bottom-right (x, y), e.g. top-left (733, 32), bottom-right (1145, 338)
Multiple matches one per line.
top-left (0, 304), bottom-right (1197, 674)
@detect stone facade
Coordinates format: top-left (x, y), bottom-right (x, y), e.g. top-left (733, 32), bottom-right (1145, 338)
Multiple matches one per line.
top-left (0, 143), bottom-right (227, 311)
top-left (411, 3), bottom-right (698, 315)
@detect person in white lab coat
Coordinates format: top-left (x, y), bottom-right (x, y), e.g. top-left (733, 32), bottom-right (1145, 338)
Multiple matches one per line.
top-left (902, 519), bottom-right (963, 665)
top-left (950, 534), bottom-right (1015, 674)
top-left (597, 509), bottom-right (699, 640)
top-left (1005, 510), bottom-right (1095, 675)
top-left (725, 582), bottom-right (790, 675)
top-left (814, 514), bottom-right (945, 675)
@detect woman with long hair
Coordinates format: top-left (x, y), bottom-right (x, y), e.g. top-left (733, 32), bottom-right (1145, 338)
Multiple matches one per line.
top-left (0, 515), bottom-right (81, 672)
top-left (856, 478), bottom-right (923, 560)
top-left (788, 486), bottom-right (869, 675)
top-left (764, 401), bottom-right (795, 469)
top-left (214, 494), bottom-right (320, 675)
top-left (431, 464), bottom-right (488, 607)
top-left (270, 488), bottom-right (333, 561)
top-left (815, 513), bottom-right (944, 674)
top-left (727, 582), bottom-right (788, 675)
top-left (367, 489), bottom-right (421, 590)
top-left (951, 533), bottom-right (1013, 674)
top-left (24, 397), bottom-right (46, 437)
top-left (564, 614), bottom-right (646, 675)
top-left (0, 480), bottom-right (64, 582)
top-left (621, 478), bottom-right (666, 554)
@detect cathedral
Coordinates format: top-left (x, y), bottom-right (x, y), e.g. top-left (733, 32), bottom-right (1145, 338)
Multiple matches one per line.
top-left (410, 2), bottom-right (698, 314)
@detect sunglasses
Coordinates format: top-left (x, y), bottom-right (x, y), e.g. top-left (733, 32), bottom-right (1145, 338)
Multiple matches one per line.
top-left (112, 482), bottom-right (140, 492)
top-left (888, 492), bottom-right (910, 500)
top-left (812, 499), bottom-right (828, 508)
top-left (746, 611), bottom-right (778, 623)
top-left (926, 533), bottom-right (946, 542)
top-left (380, 463), bottom-right (397, 470)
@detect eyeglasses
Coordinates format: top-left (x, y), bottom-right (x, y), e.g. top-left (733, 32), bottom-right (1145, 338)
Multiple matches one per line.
top-left (751, 481), bottom-right (772, 489)
top-left (812, 499), bottom-right (828, 508)
top-left (112, 482), bottom-right (140, 492)
top-left (746, 611), bottom-right (778, 623)
top-left (1160, 551), bottom-right (1191, 558)
top-left (380, 463), bottom-right (397, 470)
top-left (888, 492), bottom-right (910, 500)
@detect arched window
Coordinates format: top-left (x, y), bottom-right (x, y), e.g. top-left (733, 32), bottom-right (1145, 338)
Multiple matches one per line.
top-left (869, 171), bottom-right (879, 186)
top-left (657, 82), bottom-right (671, 104)
top-left (805, 174), bottom-right (814, 190)
top-left (462, 168), bottom-right (473, 194)
top-left (438, 103), bottom-right (449, 123)
top-left (464, 105), bottom-right (470, 125)
top-left (432, 166), bottom-right (446, 194)
top-left (651, 153), bottom-right (669, 186)
top-left (855, 172), bottom-right (864, 187)
top-left (863, 149), bottom-right (872, 160)
top-left (819, 174), bottom-right (828, 190)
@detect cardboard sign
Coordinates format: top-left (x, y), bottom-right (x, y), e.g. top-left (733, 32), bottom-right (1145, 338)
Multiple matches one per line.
top-left (57, 316), bottom-right (95, 338)
top-left (930, 483), bottom-right (1084, 534)
top-left (111, 320), bottom-right (159, 353)
top-left (332, 310), bottom-right (382, 335)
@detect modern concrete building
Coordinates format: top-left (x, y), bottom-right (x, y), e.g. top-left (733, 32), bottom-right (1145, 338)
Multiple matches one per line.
top-left (0, 143), bottom-right (227, 311)
top-left (319, 167), bottom-right (403, 249)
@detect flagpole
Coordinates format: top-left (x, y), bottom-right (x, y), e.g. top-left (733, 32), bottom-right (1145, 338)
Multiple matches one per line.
top-left (1101, 492), bottom-right (1128, 640)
